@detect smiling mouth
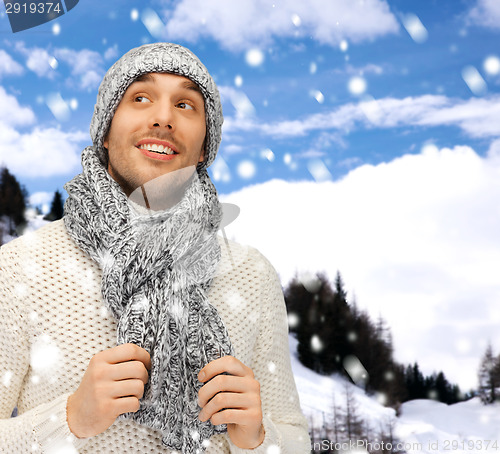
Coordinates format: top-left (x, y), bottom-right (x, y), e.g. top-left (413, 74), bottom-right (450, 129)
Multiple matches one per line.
top-left (138, 143), bottom-right (178, 155)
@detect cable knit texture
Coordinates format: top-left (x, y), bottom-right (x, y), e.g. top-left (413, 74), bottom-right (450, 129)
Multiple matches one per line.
top-left (0, 221), bottom-right (310, 453)
top-left (70, 41), bottom-right (231, 451)
top-left (63, 147), bottom-right (233, 451)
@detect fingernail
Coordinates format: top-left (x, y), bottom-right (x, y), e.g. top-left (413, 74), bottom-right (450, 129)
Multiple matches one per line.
top-left (198, 371), bottom-right (205, 381)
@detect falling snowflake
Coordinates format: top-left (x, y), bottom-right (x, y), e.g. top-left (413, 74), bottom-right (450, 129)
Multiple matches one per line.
top-left (348, 76), bottom-right (367, 96)
top-left (245, 48), bottom-right (265, 67)
top-left (211, 155), bottom-right (231, 183)
top-left (402, 13), bottom-right (428, 43)
top-left (190, 429), bottom-right (200, 441)
top-left (310, 89), bottom-right (324, 104)
top-left (339, 39), bottom-right (348, 52)
top-left (130, 9), bottom-right (139, 21)
top-left (343, 355), bottom-right (369, 387)
top-left (268, 361), bottom-right (276, 373)
top-left (427, 389), bottom-right (438, 400)
top-left (237, 160), bottom-right (256, 179)
top-left (2, 370), bottom-right (12, 387)
top-left (307, 159), bottom-right (332, 182)
top-left (298, 271), bottom-right (321, 293)
top-left (234, 75), bottom-right (243, 87)
top-left (376, 392), bottom-right (387, 405)
top-left (291, 14), bottom-right (301, 27)
top-left (462, 65), bottom-right (487, 95)
top-left (132, 295), bottom-right (149, 311)
top-left (30, 335), bottom-right (61, 373)
top-left (484, 55), bottom-right (500, 75)
top-left (267, 445), bottom-right (281, 454)
top-left (46, 440), bottom-right (78, 454)
top-left (69, 98), bottom-right (78, 110)
top-left (287, 313), bottom-right (299, 329)
top-left (309, 62), bottom-right (317, 74)
top-left (52, 23), bottom-right (60, 35)
top-left (14, 283), bottom-right (28, 297)
top-left (46, 92), bottom-right (70, 121)
top-left (141, 8), bottom-right (164, 38)
top-left (100, 306), bottom-right (111, 318)
top-left (456, 338), bottom-right (471, 354)
top-left (226, 291), bottom-right (244, 312)
top-left (310, 335), bottom-right (323, 353)
top-left (260, 148), bottom-right (275, 162)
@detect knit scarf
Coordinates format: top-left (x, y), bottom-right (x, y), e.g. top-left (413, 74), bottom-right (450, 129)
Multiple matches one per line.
top-left (64, 146), bottom-right (234, 452)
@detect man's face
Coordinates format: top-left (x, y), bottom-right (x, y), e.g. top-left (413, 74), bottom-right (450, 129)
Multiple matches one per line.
top-left (103, 72), bottom-right (206, 196)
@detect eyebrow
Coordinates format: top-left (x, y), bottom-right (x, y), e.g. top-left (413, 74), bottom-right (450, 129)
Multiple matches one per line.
top-left (132, 73), bottom-right (203, 97)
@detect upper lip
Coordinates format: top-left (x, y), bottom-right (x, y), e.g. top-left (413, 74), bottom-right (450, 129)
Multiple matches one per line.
top-left (136, 138), bottom-right (179, 153)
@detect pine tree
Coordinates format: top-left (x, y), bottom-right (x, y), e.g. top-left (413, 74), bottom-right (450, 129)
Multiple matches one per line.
top-left (44, 189), bottom-right (64, 221)
top-left (0, 167), bottom-right (28, 235)
top-left (343, 382), bottom-right (364, 440)
top-left (478, 343), bottom-right (500, 404)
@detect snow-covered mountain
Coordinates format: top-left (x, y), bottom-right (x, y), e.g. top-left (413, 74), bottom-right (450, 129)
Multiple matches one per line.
top-left (289, 335), bottom-right (500, 453)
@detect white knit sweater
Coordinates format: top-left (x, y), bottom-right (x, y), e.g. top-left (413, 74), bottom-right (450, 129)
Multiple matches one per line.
top-left (0, 220), bottom-right (310, 453)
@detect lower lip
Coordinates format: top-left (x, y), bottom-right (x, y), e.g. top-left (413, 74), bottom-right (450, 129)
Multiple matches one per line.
top-left (138, 147), bottom-right (177, 161)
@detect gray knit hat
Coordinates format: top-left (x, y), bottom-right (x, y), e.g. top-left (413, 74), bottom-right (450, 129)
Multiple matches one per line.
top-left (90, 42), bottom-right (223, 170)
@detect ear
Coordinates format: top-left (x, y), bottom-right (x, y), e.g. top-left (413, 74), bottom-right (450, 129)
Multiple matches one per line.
top-left (198, 139), bottom-right (206, 163)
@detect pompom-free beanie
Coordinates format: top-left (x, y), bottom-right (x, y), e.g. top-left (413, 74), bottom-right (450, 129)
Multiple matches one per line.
top-left (89, 42), bottom-right (223, 170)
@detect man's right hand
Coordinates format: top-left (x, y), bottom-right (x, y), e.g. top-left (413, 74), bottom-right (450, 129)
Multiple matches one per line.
top-left (67, 343), bottom-right (151, 439)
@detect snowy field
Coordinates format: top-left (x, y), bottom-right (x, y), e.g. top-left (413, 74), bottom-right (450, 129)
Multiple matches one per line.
top-left (290, 335), bottom-right (500, 453)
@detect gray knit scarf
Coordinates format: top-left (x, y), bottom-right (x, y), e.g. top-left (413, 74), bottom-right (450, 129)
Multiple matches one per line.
top-left (64, 146), bottom-right (234, 452)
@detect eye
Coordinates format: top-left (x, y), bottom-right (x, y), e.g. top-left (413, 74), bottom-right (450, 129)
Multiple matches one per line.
top-left (134, 96), bottom-right (151, 103)
top-left (177, 102), bottom-right (194, 110)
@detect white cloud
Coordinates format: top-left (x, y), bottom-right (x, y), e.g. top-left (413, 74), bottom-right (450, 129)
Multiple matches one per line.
top-left (15, 42), bottom-right (56, 78)
top-left (220, 145), bottom-right (500, 390)
top-left (0, 86), bottom-right (36, 127)
top-left (0, 50), bottom-right (23, 78)
top-left (54, 48), bottom-right (104, 90)
top-left (224, 94), bottom-right (500, 140)
top-left (467, 0), bottom-right (500, 29)
top-left (0, 123), bottom-right (86, 177)
top-left (13, 42), bottom-right (105, 90)
top-left (103, 44), bottom-right (119, 61)
top-left (158, 0), bottom-right (399, 50)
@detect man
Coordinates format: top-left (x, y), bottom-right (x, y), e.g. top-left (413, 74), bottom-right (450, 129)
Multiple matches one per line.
top-left (0, 43), bottom-right (310, 453)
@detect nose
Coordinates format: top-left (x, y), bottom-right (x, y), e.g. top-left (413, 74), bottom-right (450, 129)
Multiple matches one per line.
top-left (150, 101), bottom-right (175, 131)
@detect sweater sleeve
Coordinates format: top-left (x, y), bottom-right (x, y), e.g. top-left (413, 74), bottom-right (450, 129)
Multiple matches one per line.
top-left (0, 245), bottom-right (88, 453)
top-left (227, 250), bottom-right (311, 453)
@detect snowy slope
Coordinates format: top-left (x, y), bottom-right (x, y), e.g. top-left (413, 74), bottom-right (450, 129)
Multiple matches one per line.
top-left (289, 335), bottom-right (500, 453)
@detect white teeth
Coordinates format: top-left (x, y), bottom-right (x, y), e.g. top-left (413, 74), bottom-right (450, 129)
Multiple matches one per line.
top-left (139, 144), bottom-right (176, 155)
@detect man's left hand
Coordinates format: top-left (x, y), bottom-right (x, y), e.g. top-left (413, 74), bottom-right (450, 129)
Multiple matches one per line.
top-left (198, 356), bottom-right (265, 449)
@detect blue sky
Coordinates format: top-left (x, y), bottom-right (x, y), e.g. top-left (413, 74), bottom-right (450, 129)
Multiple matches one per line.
top-left (2, 0), bottom-right (500, 390)
top-left (1, 0), bottom-right (499, 202)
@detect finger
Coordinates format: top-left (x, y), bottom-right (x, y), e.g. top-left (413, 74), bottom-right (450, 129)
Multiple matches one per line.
top-left (206, 408), bottom-right (260, 427)
top-left (198, 374), bottom-right (251, 407)
top-left (113, 396), bottom-right (141, 416)
top-left (198, 392), bottom-right (249, 422)
top-left (198, 356), bottom-right (251, 383)
top-left (112, 378), bottom-right (145, 399)
top-left (103, 343), bottom-right (152, 370)
top-left (109, 361), bottom-right (149, 384)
